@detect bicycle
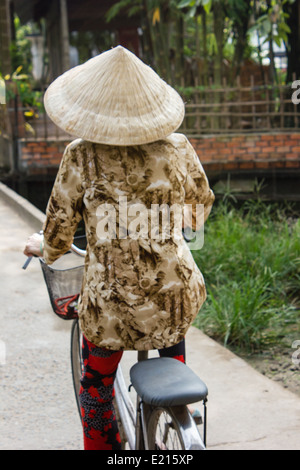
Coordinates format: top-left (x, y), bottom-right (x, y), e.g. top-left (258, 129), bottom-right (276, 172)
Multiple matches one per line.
top-left (26, 236), bottom-right (209, 451)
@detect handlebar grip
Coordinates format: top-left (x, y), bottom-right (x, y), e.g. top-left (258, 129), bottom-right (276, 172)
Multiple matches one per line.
top-left (22, 257), bottom-right (33, 270)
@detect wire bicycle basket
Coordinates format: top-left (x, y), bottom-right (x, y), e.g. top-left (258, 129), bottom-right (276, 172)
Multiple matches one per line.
top-left (40, 236), bottom-right (86, 320)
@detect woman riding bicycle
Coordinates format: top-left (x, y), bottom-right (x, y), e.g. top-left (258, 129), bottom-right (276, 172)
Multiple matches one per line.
top-left (24, 46), bottom-right (214, 451)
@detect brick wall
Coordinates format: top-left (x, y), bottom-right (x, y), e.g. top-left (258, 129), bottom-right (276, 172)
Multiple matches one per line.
top-left (19, 139), bottom-right (69, 175)
top-left (190, 133), bottom-right (300, 172)
top-left (19, 133), bottom-right (300, 176)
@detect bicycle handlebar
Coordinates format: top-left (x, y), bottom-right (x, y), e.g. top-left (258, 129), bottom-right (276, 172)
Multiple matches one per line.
top-left (23, 237), bottom-right (86, 270)
top-left (70, 244), bottom-right (86, 257)
top-left (22, 256), bottom-right (34, 270)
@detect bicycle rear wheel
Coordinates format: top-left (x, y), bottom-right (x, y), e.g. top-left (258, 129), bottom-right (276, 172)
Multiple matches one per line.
top-left (70, 319), bottom-right (83, 418)
top-left (146, 405), bottom-right (205, 451)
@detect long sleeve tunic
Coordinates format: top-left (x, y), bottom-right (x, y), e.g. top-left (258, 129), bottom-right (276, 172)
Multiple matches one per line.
top-left (42, 133), bottom-right (215, 351)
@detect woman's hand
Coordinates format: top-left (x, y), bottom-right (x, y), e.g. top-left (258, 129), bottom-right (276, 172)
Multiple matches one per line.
top-left (24, 233), bottom-right (44, 258)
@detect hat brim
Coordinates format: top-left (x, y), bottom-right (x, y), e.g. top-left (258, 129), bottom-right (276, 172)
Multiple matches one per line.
top-left (44, 47), bottom-right (185, 146)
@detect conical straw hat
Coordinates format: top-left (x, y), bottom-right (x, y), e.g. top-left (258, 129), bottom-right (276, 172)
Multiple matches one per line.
top-left (44, 46), bottom-right (185, 146)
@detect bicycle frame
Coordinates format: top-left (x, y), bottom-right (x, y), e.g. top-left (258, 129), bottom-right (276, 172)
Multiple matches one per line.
top-left (114, 351), bottom-right (150, 450)
top-left (114, 363), bottom-right (136, 449)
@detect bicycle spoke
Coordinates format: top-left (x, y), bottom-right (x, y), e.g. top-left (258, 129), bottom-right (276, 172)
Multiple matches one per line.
top-left (152, 410), bottom-right (184, 450)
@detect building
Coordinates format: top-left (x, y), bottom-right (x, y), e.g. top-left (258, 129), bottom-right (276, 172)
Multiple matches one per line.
top-left (1, 0), bottom-right (300, 208)
top-left (0, 0), bottom-right (141, 205)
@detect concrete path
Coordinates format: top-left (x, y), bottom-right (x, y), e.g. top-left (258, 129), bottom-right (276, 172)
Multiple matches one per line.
top-left (0, 182), bottom-right (299, 450)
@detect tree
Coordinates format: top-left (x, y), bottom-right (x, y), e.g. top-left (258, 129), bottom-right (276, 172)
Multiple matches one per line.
top-left (177, 0), bottom-right (251, 85)
top-left (250, 0), bottom-right (295, 84)
top-left (284, 0), bottom-right (300, 83)
top-left (225, 0), bottom-right (253, 83)
top-left (106, 0), bottom-right (187, 85)
top-left (106, 0), bottom-right (297, 87)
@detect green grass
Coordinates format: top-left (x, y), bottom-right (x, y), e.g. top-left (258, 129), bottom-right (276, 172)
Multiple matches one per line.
top-left (193, 199), bottom-right (300, 352)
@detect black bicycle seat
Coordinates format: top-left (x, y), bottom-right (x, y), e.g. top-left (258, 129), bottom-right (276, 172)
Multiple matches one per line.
top-left (130, 357), bottom-right (208, 407)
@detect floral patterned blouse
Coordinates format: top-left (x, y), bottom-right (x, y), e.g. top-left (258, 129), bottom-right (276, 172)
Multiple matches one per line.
top-left (43, 133), bottom-right (214, 351)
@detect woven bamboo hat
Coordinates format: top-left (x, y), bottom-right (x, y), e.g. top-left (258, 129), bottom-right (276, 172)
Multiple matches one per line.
top-left (44, 46), bottom-right (185, 146)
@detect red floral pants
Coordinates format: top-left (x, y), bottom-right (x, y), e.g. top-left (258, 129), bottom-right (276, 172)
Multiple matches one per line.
top-left (80, 335), bottom-right (186, 450)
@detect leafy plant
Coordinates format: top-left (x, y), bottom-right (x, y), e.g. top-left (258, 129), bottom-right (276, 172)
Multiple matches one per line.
top-left (1, 66), bottom-right (44, 136)
top-left (105, 0), bottom-right (297, 87)
top-left (177, 0), bottom-right (212, 16)
top-left (193, 200), bottom-right (300, 351)
top-left (3, 66), bottom-right (43, 111)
